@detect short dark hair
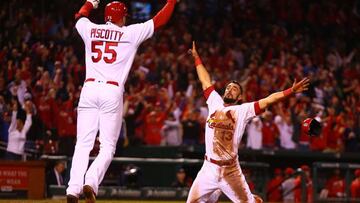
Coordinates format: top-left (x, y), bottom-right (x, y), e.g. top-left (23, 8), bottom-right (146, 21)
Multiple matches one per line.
top-left (55, 160), bottom-right (66, 166)
top-left (16, 109), bottom-right (26, 123)
top-left (226, 80), bottom-right (243, 94)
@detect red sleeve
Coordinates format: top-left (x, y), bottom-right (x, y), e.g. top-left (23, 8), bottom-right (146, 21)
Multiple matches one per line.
top-left (203, 86), bottom-right (215, 100)
top-left (254, 101), bottom-right (264, 115)
top-left (152, 0), bottom-right (176, 31)
top-left (350, 182), bottom-right (356, 198)
top-left (75, 1), bottom-right (94, 20)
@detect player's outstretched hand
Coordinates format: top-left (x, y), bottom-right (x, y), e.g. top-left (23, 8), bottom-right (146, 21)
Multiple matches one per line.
top-left (292, 77), bottom-right (310, 93)
top-left (88, 0), bottom-right (100, 9)
top-left (11, 100), bottom-right (18, 112)
top-left (188, 41), bottom-right (199, 59)
top-left (24, 100), bottom-right (33, 115)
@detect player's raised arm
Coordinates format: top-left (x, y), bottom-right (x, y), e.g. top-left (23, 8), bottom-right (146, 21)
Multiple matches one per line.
top-left (258, 78), bottom-right (310, 110)
top-left (75, 0), bottom-right (99, 20)
top-left (152, 0), bottom-right (177, 31)
top-left (189, 41), bottom-right (212, 90)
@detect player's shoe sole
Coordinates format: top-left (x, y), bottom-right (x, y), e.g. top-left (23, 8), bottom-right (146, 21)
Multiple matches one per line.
top-left (66, 194), bottom-right (79, 203)
top-left (83, 185), bottom-right (96, 203)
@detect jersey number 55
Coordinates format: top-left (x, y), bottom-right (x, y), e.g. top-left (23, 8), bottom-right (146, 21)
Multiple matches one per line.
top-left (91, 41), bottom-right (118, 64)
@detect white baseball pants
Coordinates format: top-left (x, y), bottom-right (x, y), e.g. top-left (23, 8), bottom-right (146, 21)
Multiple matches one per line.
top-left (186, 159), bottom-right (256, 203)
top-left (66, 81), bottom-right (123, 197)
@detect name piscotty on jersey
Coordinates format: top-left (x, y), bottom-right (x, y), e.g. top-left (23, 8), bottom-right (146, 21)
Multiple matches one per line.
top-left (75, 18), bottom-right (154, 84)
top-left (90, 28), bottom-right (123, 41)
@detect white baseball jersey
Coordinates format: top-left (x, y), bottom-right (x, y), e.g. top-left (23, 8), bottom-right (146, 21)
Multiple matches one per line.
top-left (246, 117), bottom-right (263, 150)
top-left (75, 18), bottom-right (154, 85)
top-left (7, 111), bottom-right (32, 155)
top-left (205, 87), bottom-right (258, 160)
top-left (67, 18), bottom-right (154, 197)
top-left (274, 115), bottom-right (296, 149)
top-left (187, 86), bottom-right (262, 203)
top-left (282, 177), bottom-right (296, 202)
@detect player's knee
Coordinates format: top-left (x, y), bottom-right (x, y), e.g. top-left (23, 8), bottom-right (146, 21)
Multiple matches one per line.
top-left (75, 142), bottom-right (94, 151)
top-left (99, 142), bottom-right (116, 152)
top-left (98, 146), bottom-right (115, 158)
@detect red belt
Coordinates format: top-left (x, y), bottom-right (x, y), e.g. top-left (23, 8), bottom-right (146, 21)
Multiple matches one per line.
top-left (204, 155), bottom-right (236, 166)
top-left (85, 78), bottom-right (119, 86)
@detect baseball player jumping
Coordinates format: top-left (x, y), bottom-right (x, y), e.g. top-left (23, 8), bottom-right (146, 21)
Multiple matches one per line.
top-left (187, 41), bottom-right (310, 203)
top-left (66, 0), bottom-right (177, 202)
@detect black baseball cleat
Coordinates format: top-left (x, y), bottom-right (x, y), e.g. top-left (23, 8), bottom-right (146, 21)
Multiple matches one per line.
top-left (83, 185), bottom-right (96, 203)
top-left (66, 194), bottom-right (79, 203)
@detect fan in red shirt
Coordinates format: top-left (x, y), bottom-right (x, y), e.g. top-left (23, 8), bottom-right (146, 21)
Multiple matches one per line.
top-left (20, 57), bottom-right (32, 81)
top-left (144, 103), bottom-right (166, 145)
top-left (294, 165), bottom-right (313, 203)
top-left (267, 168), bottom-right (284, 202)
top-left (56, 98), bottom-right (76, 155)
top-left (304, 165), bottom-right (313, 202)
top-left (37, 92), bottom-right (57, 130)
top-left (310, 124), bottom-right (326, 152)
top-left (324, 169), bottom-right (345, 198)
top-left (351, 169), bottom-right (360, 198)
top-left (298, 121), bottom-right (311, 149)
top-left (293, 173), bottom-right (302, 203)
top-left (243, 169), bottom-right (255, 192)
top-left (325, 114), bottom-right (345, 152)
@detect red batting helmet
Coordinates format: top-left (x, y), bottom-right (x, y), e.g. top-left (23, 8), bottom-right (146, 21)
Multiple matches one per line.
top-left (105, 1), bottom-right (128, 24)
top-left (302, 118), bottom-right (322, 137)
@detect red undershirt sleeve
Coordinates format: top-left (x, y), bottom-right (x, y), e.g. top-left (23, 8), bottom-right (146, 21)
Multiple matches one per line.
top-left (75, 2), bottom-right (94, 21)
top-left (254, 101), bottom-right (264, 115)
top-left (203, 86), bottom-right (215, 100)
top-left (152, 0), bottom-right (176, 31)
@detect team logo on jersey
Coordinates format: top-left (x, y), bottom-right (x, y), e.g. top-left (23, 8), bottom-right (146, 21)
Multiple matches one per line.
top-left (209, 110), bottom-right (237, 158)
top-left (207, 110), bottom-right (236, 130)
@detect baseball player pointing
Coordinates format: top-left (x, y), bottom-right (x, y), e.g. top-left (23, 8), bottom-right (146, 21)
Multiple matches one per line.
top-left (66, 0), bottom-right (177, 202)
top-left (187, 41), bottom-right (309, 203)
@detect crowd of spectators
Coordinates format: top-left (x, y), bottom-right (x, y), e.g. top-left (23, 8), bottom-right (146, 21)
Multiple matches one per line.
top-left (265, 166), bottom-right (360, 202)
top-left (0, 0), bottom-right (360, 158)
